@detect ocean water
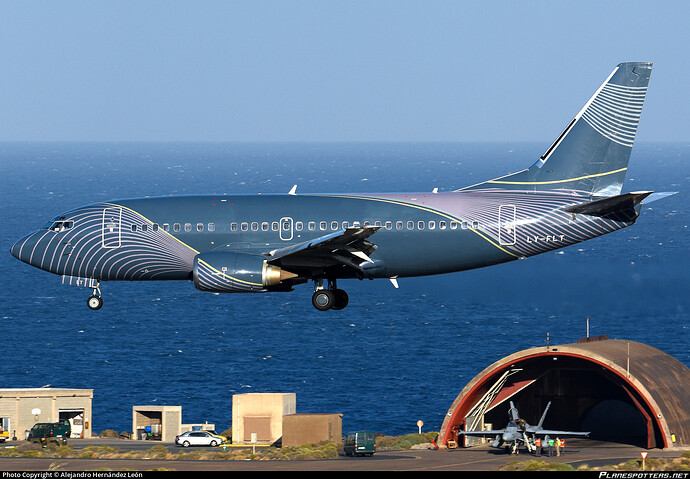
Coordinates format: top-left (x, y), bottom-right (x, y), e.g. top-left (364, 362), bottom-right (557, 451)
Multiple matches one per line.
top-left (1, 142), bottom-right (688, 437)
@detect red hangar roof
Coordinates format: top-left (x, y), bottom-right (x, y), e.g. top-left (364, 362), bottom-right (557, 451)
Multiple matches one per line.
top-left (439, 339), bottom-right (690, 449)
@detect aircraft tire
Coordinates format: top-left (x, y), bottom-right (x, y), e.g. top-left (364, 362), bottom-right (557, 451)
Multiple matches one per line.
top-left (87, 295), bottom-right (103, 311)
top-left (331, 289), bottom-right (349, 310)
top-left (312, 290), bottom-right (335, 311)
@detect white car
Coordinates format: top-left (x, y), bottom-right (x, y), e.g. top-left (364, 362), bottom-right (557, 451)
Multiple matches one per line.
top-left (175, 430), bottom-right (226, 447)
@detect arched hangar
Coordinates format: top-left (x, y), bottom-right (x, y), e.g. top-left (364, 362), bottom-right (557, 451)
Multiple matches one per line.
top-left (439, 339), bottom-right (690, 449)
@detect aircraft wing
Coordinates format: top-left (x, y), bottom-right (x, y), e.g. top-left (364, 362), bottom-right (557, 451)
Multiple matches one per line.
top-left (265, 226), bottom-right (381, 276)
top-left (458, 430), bottom-right (506, 437)
top-left (527, 428), bottom-right (590, 437)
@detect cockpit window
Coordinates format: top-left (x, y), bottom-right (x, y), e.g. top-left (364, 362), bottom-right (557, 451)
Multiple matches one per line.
top-left (43, 220), bottom-right (74, 232)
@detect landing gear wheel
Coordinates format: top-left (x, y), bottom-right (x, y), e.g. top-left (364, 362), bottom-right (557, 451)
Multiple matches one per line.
top-left (312, 290), bottom-right (335, 311)
top-left (331, 289), bottom-right (349, 310)
top-left (87, 295), bottom-right (103, 310)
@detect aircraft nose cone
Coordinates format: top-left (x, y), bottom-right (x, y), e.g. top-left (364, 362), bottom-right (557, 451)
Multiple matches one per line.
top-left (10, 232), bottom-right (39, 264)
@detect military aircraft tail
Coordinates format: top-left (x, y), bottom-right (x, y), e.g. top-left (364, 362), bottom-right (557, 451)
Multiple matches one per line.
top-left (460, 62), bottom-right (653, 197)
top-left (537, 401), bottom-right (551, 429)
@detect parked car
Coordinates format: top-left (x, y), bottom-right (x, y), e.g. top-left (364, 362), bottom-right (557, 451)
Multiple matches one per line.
top-left (27, 421), bottom-right (71, 446)
top-left (344, 431), bottom-right (376, 456)
top-left (175, 430), bottom-right (226, 447)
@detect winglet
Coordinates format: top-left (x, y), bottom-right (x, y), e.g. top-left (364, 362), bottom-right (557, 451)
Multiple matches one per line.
top-left (288, 185), bottom-right (297, 195)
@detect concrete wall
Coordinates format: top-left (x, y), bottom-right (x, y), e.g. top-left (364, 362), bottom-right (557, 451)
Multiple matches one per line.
top-left (232, 393), bottom-right (296, 445)
top-left (132, 406), bottom-right (181, 443)
top-left (282, 413), bottom-right (343, 447)
top-left (0, 388), bottom-right (93, 440)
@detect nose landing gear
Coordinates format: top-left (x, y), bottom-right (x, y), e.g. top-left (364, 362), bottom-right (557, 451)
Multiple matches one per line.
top-left (87, 283), bottom-right (103, 310)
top-left (312, 278), bottom-right (348, 311)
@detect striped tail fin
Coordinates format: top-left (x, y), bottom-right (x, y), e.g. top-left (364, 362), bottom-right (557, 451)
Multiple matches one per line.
top-left (461, 62), bottom-right (653, 197)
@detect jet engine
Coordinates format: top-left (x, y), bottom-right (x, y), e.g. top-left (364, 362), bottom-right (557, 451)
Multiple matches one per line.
top-left (193, 252), bottom-right (297, 293)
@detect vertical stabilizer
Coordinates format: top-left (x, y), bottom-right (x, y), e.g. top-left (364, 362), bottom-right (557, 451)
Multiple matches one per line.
top-left (461, 62), bottom-right (652, 197)
top-left (538, 401), bottom-right (552, 428)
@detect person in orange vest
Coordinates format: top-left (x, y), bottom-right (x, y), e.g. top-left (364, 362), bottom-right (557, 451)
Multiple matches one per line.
top-left (535, 437), bottom-right (542, 456)
top-left (561, 438), bottom-right (565, 456)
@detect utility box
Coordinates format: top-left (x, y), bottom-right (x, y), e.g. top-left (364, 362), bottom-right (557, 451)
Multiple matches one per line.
top-left (232, 393), bottom-right (296, 445)
top-left (282, 413), bottom-right (342, 447)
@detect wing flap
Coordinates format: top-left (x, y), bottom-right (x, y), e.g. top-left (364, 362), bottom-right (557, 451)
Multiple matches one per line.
top-left (265, 226), bottom-right (381, 275)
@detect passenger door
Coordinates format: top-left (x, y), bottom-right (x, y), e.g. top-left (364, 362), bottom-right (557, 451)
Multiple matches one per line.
top-left (498, 205), bottom-right (516, 246)
top-left (101, 207), bottom-right (122, 248)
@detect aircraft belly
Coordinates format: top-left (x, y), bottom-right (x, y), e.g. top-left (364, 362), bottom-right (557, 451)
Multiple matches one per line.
top-left (369, 231), bottom-right (516, 278)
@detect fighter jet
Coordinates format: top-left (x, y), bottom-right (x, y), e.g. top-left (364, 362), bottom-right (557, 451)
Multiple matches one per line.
top-left (459, 401), bottom-right (589, 452)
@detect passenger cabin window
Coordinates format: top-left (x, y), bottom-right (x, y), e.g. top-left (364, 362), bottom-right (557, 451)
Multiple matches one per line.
top-left (163, 223), bottom-right (170, 232)
top-left (153, 223), bottom-right (159, 232)
top-left (197, 223), bottom-right (204, 232)
top-left (173, 223), bottom-right (181, 232)
top-left (184, 223), bottom-right (192, 232)
top-left (231, 222), bottom-right (238, 232)
top-left (208, 223), bottom-right (215, 232)
top-left (308, 221), bottom-right (316, 231)
top-left (295, 221), bottom-right (303, 231)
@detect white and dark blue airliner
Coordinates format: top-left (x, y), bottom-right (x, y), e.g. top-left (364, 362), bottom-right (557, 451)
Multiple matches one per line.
top-left (11, 62), bottom-right (673, 311)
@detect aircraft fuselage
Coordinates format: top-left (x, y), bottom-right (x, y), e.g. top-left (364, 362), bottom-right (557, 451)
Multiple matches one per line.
top-left (11, 189), bottom-right (635, 286)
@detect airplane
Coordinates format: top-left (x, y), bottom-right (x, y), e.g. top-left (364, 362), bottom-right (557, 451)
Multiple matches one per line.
top-left (10, 62), bottom-right (674, 311)
top-left (458, 401), bottom-right (590, 452)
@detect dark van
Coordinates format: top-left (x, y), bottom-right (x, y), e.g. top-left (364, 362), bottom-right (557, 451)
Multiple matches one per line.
top-left (344, 431), bottom-right (376, 456)
top-left (27, 421), bottom-right (71, 446)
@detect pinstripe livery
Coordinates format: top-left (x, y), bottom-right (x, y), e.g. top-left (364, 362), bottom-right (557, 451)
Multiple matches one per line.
top-left (11, 62), bottom-right (672, 311)
top-left (581, 82), bottom-right (648, 148)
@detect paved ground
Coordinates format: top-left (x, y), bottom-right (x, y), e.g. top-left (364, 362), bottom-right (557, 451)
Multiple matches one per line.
top-left (0, 439), bottom-right (687, 471)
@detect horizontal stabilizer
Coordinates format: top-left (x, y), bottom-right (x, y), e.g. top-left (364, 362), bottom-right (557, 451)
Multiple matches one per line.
top-left (565, 191), bottom-right (654, 222)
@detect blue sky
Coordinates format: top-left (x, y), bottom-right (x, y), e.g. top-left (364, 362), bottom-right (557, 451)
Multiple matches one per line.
top-left (1, 0), bottom-right (688, 142)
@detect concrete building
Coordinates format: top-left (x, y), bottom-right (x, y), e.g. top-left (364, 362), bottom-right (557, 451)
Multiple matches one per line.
top-left (0, 388), bottom-right (93, 440)
top-left (132, 405), bottom-right (216, 442)
top-left (282, 413), bottom-right (343, 447)
top-left (232, 393), bottom-right (296, 445)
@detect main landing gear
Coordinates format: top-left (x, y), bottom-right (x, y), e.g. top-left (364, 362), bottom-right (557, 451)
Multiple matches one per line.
top-left (87, 282), bottom-right (103, 310)
top-left (311, 279), bottom-right (349, 311)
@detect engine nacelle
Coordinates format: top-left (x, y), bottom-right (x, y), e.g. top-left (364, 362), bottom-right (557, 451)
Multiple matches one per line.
top-left (193, 252), bottom-right (296, 293)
